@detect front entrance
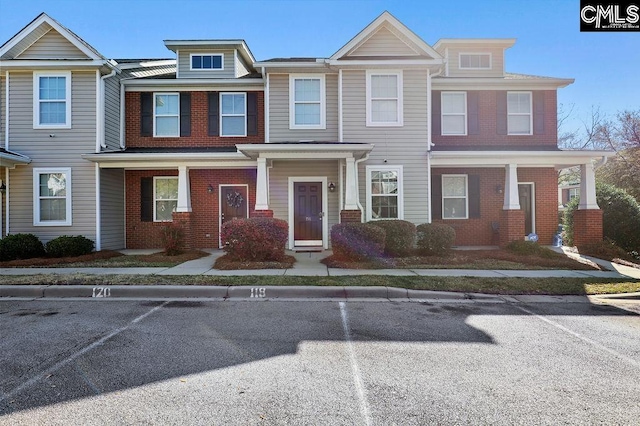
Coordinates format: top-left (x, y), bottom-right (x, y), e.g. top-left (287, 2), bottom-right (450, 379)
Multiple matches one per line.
top-left (290, 179), bottom-right (326, 248)
top-left (219, 185), bottom-right (249, 246)
top-left (518, 183), bottom-right (535, 236)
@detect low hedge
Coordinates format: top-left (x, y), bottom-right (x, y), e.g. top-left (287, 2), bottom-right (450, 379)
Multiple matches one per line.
top-left (416, 223), bottom-right (456, 255)
top-left (369, 220), bottom-right (416, 257)
top-left (331, 223), bottom-right (386, 261)
top-left (505, 240), bottom-right (557, 259)
top-left (0, 233), bottom-right (46, 261)
top-left (45, 235), bottom-right (95, 258)
top-left (221, 218), bottom-right (288, 261)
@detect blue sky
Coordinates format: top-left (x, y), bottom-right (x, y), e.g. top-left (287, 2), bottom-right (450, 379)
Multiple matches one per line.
top-left (1, 0), bottom-right (638, 132)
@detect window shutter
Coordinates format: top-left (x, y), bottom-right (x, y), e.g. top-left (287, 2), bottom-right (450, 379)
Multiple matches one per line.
top-left (431, 90), bottom-right (441, 136)
top-left (141, 177), bottom-right (153, 222)
top-left (496, 91), bottom-right (507, 135)
top-left (468, 175), bottom-right (481, 218)
top-left (533, 91), bottom-right (545, 135)
top-left (140, 93), bottom-right (153, 137)
top-left (208, 92), bottom-right (219, 136)
top-left (468, 91), bottom-right (480, 135)
top-left (431, 174), bottom-right (442, 220)
top-left (247, 92), bottom-right (258, 136)
top-left (180, 92), bottom-right (191, 137)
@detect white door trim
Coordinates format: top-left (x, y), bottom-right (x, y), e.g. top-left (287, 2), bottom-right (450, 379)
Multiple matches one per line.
top-left (518, 182), bottom-right (536, 235)
top-left (288, 177), bottom-right (328, 250)
top-left (219, 184), bottom-right (249, 248)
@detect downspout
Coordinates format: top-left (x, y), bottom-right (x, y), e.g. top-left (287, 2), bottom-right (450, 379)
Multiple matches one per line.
top-left (263, 66), bottom-right (269, 143)
top-left (5, 71), bottom-right (9, 149)
top-left (119, 80), bottom-right (126, 149)
top-left (594, 156), bottom-right (608, 170)
top-left (354, 153), bottom-right (370, 221)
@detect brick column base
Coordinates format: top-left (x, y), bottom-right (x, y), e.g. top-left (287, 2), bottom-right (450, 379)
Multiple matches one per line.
top-left (573, 209), bottom-right (603, 247)
top-left (251, 210), bottom-right (274, 218)
top-left (172, 212), bottom-right (193, 250)
top-left (499, 209), bottom-right (525, 246)
top-left (340, 210), bottom-right (362, 223)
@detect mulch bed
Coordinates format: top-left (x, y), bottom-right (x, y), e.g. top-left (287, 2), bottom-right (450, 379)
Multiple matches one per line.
top-left (214, 254), bottom-right (296, 270)
top-left (0, 250), bottom-right (207, 268)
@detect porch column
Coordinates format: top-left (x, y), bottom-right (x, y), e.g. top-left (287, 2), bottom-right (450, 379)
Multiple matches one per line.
top-left (574, 162), bottom-right (603, 246)
top-left (500, 164), bottom-right (525, 245)
top-left (176, 166), bottom-right (191, 212)
top-left (341, 156), bottom-right (361, 222)
top-left (255, 157), bottom-right (269, 210)
top-left (503, 164), bottom-right (520, 210)
top-left (578, 162), bottom-right (598, 210)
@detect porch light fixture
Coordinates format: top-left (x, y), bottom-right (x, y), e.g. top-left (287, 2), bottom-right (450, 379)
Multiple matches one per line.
top-left (328, 182), bottom-right (336, 192)
top-left (0, 181), bottom-right (5, 194)
top-left (496, 184), bottom-right (503, 194)
top-left (207, 184), bottom-right (214, 194)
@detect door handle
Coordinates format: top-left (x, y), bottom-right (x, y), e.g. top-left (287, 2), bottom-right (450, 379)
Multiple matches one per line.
top-left (318, 212), bottom-right (324, 218)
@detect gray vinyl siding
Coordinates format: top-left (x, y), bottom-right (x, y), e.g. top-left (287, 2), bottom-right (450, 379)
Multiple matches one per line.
top-left (104, 74), bottom-right (121, 150)
top-left (100, 168), bottom-right (125, 249)
top-left (1, 23), bottom-right (52, 59)
top-left (446, 47), bottom-right (505, 77)
top-left (177, 49), bottom-right (236, 79)
top-left (342, 69), bottom-right (430, 225)
top-left (0, 75), bottom-right (4, 143)
top-left (235, 53), bottom-right (251, 78)
top-left (268, 73), bottom-right (339, 142)
top-left (348, 26), bottom-right (420, 57)
top-left (17, 29), bottom-right (87, 59)
top-left (7, 71), bottom-right (98, 243)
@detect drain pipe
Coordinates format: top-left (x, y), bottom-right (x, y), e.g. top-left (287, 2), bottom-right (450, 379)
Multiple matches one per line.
top-left (354, 152), bottom-right (370, 221)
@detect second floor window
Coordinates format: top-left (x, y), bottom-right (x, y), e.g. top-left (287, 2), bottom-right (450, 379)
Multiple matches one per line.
top-left (154, 93), bottom-right (180, 137)
top-left (441, 92), bottom-right (467, 135)
top-left (33, 72), bottom-right (71, 129)
top-left (366, 71), bottom-right (403, 126)
top-left (459, 53), bottom-right (491, 69)
top-left (289, 75), bottom-right (325, 129)
top-left (507, 92), bottom-right (532, 135)
top-left (191, 54), bottom-right (223, 70)
top-left (221, 93), bottom-right (246, 137)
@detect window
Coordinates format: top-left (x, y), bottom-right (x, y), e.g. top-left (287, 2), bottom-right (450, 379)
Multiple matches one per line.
top-left (33, 168), bottom-right (72, 226)
top-left (154, 93), bottom-right (179, 137)
top-left (441, 92), bottom-right (467, 135)
top-left (459, 53), bottom-right (491, 69)
top-left (289, 75), bottom-right (325, 129)
top-left (190, 54), bottom-right (223, 70)
top-left (33, 72), bottom-right (71, 128)
top-left (154, 177), bottom-right (178, 222)
top-left (442, 175), bottom-right (468, 219)
top-left (569, 187), bottom-right (580, 201)
top-left (366, 71), bottom-right (403, 126)
top-left (366, 166), bottom-right (403, 221)
top-left (220, 93), bottom-right (246, 136)
top-left (507, 92), bottom-right (532, 135)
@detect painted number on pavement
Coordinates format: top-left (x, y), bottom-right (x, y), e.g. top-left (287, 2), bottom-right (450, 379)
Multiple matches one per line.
top-left (250, 288), bottom-right (266, 298)
top-left (92, 287), bottom-right (111, 298)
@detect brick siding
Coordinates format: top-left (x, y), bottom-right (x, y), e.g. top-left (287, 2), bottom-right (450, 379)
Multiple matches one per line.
top-left (573, 209), bottom-right (603, 246)
top-left (340, 210), bottom-right (362, 223)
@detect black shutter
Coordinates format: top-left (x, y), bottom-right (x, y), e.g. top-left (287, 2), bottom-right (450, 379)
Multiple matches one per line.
top-left (431, 90), bottom-right (441, 137)
top-left (468, 91), bottom-right (480, 135)
top-left (247, 92), bottom-right (258, 136)
top-left (141, 177), bottom-right (153, 222)
top-left (180, 92), bottom-right (191, 137)
top-left (468, 175), bottom-right (480, 218)
top-left (140, 93), bottom-right (153, 137)
top-left (208, 92), bottom-right (219, 136)
top-left (496, 91), bottom-right (507, 135)
top-left (431, 174), bottom-right (442, 220)
top-left (533, 91), bottom-right (545, 135)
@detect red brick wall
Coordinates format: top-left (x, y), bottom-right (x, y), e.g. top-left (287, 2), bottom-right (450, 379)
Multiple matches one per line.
top-left (433, 90), bottom-right (557, 148)
top-left (340, 210), bottom-right (362, 223)
top-left (125, 91), bottom-right (264, 148)
top-left (573, 209), bottom-right (603, 246)
top-left (126, 169), bottom-right (257, 249)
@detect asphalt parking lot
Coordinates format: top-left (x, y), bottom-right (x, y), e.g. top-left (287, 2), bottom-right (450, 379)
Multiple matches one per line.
top-left (1, 298), bottom-right (640, 425)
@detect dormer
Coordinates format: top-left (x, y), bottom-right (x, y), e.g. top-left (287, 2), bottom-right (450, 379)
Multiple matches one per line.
top-left (164, 40), bottom-right (257, 79)
top-left (433, 39), bottom-right (515, 77)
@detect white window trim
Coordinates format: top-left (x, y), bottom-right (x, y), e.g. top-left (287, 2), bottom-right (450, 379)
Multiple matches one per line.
top-left (365, 165), bottom-right (404, 221)
top-left (33, 71), bottom-right (71, 129)
top-left (153, 176), bottom-right (178, 222)
top-left (189, 53), bottom-right (224, 71)
top-left (289, 74), bottom-right (326, 130)
top-left (441, 91), bottom-right (467, 136)
top-left (153, 92), bottom-right (180, 137)
top-left (33, 167), bottom-right (72, 226)
top-left (442, 174), bottom-right (469, 220)
top-left (507, 91), bottom-right (533, 136)
top-left (366, 70), bottom-right (403, 127)
top-left (220, 92), bottom-right (247, 137)
top-left (459, 52), bottom-right (492, 70)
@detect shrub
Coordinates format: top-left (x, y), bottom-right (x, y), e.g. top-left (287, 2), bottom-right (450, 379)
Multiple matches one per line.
top-left (45, 235), bottom-right (95, 258)
top-left (577, 238), bottom-right (636, 262)
top-left (221, 218), bottom-right (288, 261)
top-left (160, 223), bottom-right (185, 256)
top-left (331, 223), bottom-right (386, 261)
top-left (0, 233), bottom-right (46, 261)
top-left (505, 240), bottom-right (557, 259)
top-left (369, 220), bottom-right (416, 257)
top-left (416, 223), bottom-right (456, 255)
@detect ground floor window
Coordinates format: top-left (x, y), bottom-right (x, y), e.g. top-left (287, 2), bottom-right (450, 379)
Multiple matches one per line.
top-left (366, 165), bottom-right (403, 221)
top-left (442, 174), bottom-right (468, 219)
top-left (154, 177), bottom-right (178, 221)
top-left (33, 168), bottom-right (72, 226)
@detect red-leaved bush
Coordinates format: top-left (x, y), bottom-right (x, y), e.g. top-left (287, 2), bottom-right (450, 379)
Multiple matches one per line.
top-left (160, 223), bottom-right (185, 256)
top-left (331, 223), bottom-right (386, 261)
top-left (221, 218), bottom-right (288, 261)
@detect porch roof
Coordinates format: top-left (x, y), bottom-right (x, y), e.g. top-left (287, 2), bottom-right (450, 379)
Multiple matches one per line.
top-left (236, 142), bottom-right (374, 160)
top-left (430, 149), bottom-right (613, 169)
top-left (0, 148), bottom-right (31, 168)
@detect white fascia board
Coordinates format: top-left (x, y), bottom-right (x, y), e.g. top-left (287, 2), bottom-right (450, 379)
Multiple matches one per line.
top-left (0, 60), bottom-right (108, 68)
top-left (117, 60), bottom-right (176, 69)
top-left (82, 152), bottom-right (249, 162)
top-left (236, 143), bottom-right (374, 160)
top-left (430, 150), bottom-right (613, 168)
top-left (432, 77), bottom-right (575, 90)
top-left (94, 160), bottom-right (257, 169)
top-left (123, 78), bottom-right (264, 91)
top-left (0, 151), bottom-right (32, 168)
top-left (328, 59), bottom-right (444, 67)
top-left (253, 61), bottom-right (327, 69)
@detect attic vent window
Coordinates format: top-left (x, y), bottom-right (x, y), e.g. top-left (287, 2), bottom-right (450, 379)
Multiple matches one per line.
top-left (191, 54), bottom-right (223, 70)
top-left (459, 53), bottom-right (491, 70)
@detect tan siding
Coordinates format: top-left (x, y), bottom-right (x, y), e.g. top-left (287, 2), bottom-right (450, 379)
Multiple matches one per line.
top-left (100, 168), bottom-right (125, 249)
top-left (17, 29), bottom-right (88, 60)
top-left (104, 74), bottom-right (121, 150)
top-left (178, 49), bottom-right (236, 79)
top-left (7, 71), bottom-right (97, 243)
top-left (269, 73), bottom-right (339, 142)
top-left (348, 26), bottom-right (420, 57)
top-left (343, 69), bottom-right (430, 224)
top-left (2, 22), bottom-right (52, 59)
top-left (447, 47), bottom-right (504, 77)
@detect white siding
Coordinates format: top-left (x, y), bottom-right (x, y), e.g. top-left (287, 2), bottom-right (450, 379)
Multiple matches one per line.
top-left (100, 168), bottom-right (125, 249)
top-left (17, 29), bottom-right (88, 60)
top-left (178, 49), bottom-right (236, 79)
top-left (104, 74), bottom-right (121, 150)
top-left (235, 53), bottom-right (251, 78)
top-left (348, 26), bottom-right (420, 57)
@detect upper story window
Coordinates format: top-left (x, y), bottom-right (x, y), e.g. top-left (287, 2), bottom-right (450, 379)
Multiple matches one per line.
top-left (289, 74), bottom-right (326, 129)
top-left (154, 93), bottom-right (180, 137)
top-left (33, 168), bottom-right (72, 226)
top-left (191, 54), bottom-right (223, 70)
top-left (507, 91), bottom-right (532, 135)
top-left (366, 165), bottom-right (404, 221)
top-left (366, 70), bottom-right (403, 127)
top-left (154, 177), bottom-right (178, 222)
top-left (220, 93), bottom-right (246, 137)
top-left (442, 174), bottom-right (468, 219)
top-left (459, 53), bottom-right (491, 70)
top-left (441, 92), bottom-right (467, 135)
top-left (33, 71), bottom-right (71, 129)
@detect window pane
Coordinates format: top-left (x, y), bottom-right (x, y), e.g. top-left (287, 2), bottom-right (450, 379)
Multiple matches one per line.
top-left (294, 103), bottom-right (320, 125)
top-left (508, 93), bottom-right (530, 113)
top-left (202, 55), bottom-right (212, 69)
top-left (444, 199), bottom-right (466, 219)
top-left (212, 55), bottom-right (222, 69)
top-left (371, 99), bottom-right (397, 122)
top-left (156, 117), bottom-right (179, 136)
top-left (221, 94), bottom-right (245, 114)
top-left (192, 56), bottom-right (202, 69)
top-left (371, 75), bottom-right (398, 98)
top-left (371, 170), bottom-right (398, 194)
top-left (40, 173), bottom-right (66, 197)
top-left (294, 79), bottom-right (320, 102)
top-left (442, 93), bottom-right (465, 113)
top-left (156, 200), bottom-right (176, 221)
top-left (40, 199), bottom-right (66, 221)
top-left (442, 115), bottom-right (465, 135)
top-left (442, 176), bottom-right (466, 197)
top-left (39, 77), bottom-right (65, 100)
top-left (508, 115), bottom-right (530, 134)
top-left (222, 116), bottom-right (246, 136)
top-left (39, 102), bottom-right (66, 125)
top-left (156, 179), bottom-right (178, 200)
top-left (156, 94), bottom-right (179, 115)
top-left (371, 196), bottom-right (398, 219)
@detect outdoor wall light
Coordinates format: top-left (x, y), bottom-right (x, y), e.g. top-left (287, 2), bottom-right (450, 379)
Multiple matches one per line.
top-left (328, 182), bottom-right (336, 192)
top-left (0, 181), bottom-right (5, 194)
top-left (496, 184), bottom-right (503, 194)
top-left (207, 184), bottom-right (214, 194)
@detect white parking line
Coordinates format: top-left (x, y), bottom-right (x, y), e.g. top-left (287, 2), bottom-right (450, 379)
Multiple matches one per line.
top-left (339, 301), bottom-right (372, 426)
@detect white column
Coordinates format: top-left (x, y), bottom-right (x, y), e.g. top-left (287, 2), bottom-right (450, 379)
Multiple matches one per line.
top-left (503, 164), bottom-right (520, 210)
top-left (578, 162), bottom-right (599, 210)
top-left (344, 157), bottom-right (358, 210)
top-left (255, 157), bottom-right (269, 210)
top-left (176, 165), bottom-right (192, 212)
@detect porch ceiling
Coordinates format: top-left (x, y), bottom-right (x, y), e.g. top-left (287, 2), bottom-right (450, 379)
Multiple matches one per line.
top-left (0, 148), bottom-right (31, 168)
top-left (430, 149), bottom-right (613, 169)
top-left (236, 142), bottom-right (374, 160)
